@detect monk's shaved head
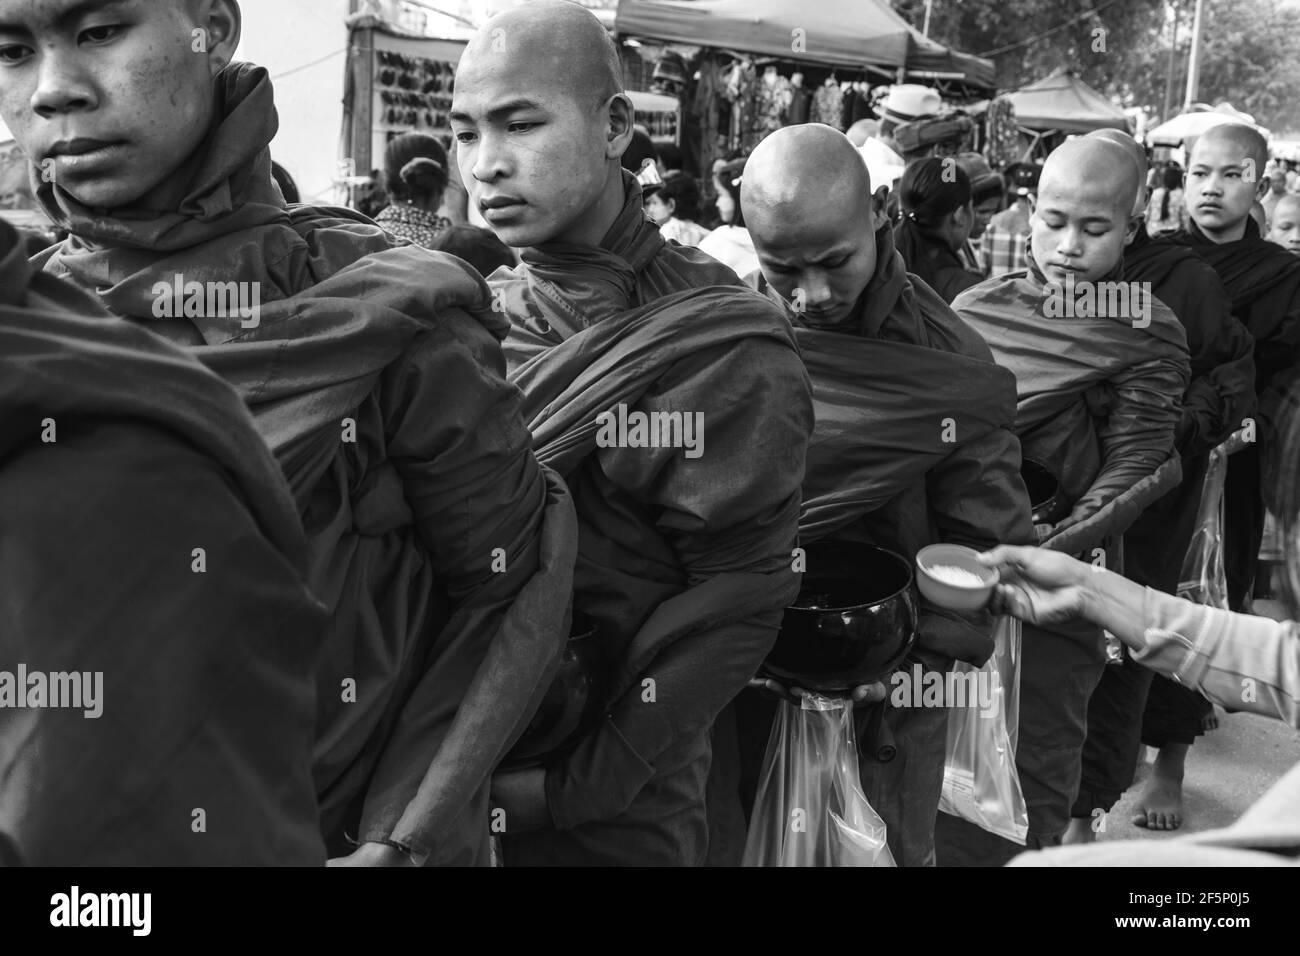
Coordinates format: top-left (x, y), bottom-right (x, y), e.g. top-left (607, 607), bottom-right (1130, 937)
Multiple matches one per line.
top-left (743, 125), bottom-right (883, 328)
top-left (1193, 123), bottom-right (1269, 175)
top-left (459, 0), bottom-right (623, 112)
top-left (1039, 137), bottom-right (1140, 218)
top-left (1087, 129), bottom-right (1148, 217)
top-left (1032, 138), bottom-right (1141, 283)
top-left (742, 124), bottom-right (872, 216)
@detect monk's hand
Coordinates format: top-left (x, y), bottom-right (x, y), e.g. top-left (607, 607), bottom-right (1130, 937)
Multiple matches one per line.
top-left (979, 545), bottom-right (1090, 626)
top-left (747, 676), bottom-right (886, 708)
top-left (490, 766), bottom-right (552, 834)
top-left (327, 841), bottom-right (417, 867)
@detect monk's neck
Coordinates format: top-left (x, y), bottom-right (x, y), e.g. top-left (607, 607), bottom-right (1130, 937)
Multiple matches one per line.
top-left (551, 168), bottom-right (628, 247)
top-left (1197, 216), bottom-right (1249, 244)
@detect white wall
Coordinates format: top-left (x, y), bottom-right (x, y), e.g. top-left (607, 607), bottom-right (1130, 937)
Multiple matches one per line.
top-left (236, 0), bottom-right (352, 203)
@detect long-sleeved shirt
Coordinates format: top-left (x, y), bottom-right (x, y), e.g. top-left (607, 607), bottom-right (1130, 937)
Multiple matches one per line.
top-left (1136, 589), bottom-right (1299, 728)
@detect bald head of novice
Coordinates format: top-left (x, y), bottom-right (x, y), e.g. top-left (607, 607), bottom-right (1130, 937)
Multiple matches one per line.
top-left (1087, 129), bottom-right (1149, 219)
top-left (1031, 138), bottom-right (1142, 284)
top-left (743, 125), bottom-right (890, 328)
top-left (1269, 194), bottom-right (1300, 254)
top-left (450, 1), bottom-right (635, 247)
top-left (1194, 123), bottom-right (1269, 179)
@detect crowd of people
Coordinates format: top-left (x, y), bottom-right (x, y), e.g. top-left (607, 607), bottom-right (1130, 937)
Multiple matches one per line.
top-left (2, 0), bottom-right (1299, 869)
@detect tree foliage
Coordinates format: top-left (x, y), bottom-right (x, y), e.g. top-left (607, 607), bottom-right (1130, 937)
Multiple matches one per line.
top-left (894, 0), bottom-right (1300, 131)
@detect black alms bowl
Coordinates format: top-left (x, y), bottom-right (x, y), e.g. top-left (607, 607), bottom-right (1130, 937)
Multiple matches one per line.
top-left (501, 614), bottom-right (605, 771)
top-left (1021, 457), bottom-right (1069, 525)
top-left (762, 542), bottom-right (918, 694)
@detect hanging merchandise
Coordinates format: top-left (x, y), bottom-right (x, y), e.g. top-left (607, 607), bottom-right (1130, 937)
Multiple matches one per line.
top-left (811, 75), bottom-right (845, 131)
top-left (787, 73), bottom-right (812, 126)
top-left (373, 48), bottom-right (456, 143)
top-left (752, 64), bottom-right (793, 144)
top-left (985, 96), bottom-right (1021, 169)
top-left (723, 57), bottom-right (757, 153)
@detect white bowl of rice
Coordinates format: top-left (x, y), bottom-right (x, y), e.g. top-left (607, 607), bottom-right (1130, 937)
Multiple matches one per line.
top-left (915, 543), bottom-right (998, 611)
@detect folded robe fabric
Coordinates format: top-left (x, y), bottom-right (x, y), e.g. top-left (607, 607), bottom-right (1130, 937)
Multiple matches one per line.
top-left (30, 63), bottom-right (578, 862)
top-left (0, 218), bottom-right (326, 865)
top-left (493, 175), bottom-right (814, 863)
top-left (953, 255), bottom-right (1191, 556)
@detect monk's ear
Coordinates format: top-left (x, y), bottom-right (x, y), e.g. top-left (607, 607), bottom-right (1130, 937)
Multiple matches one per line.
top-left (195, 0), bottom-right (242, 76)
top-left (869, 185), bottom-right (891, 231)
top-left (604, 93), bottom-right (636, 162)
top-left (1124, 213), bottom-right (1143, 246)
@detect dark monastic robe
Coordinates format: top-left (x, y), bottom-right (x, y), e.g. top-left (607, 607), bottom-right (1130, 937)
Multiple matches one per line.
top-left (494, 174), bottom-right (815, 865)
top-left (0, 217), bottom-right (326, 865)
top-left (1170, 217), bottom-right (1300, 609)
top-left (944, 251), bottom-right (1192, 858)
top-left (1074, 225), bottom-right (1256, 819)
top-left (739, 224), bottom-right (1035, 866)
top-left (30, 64), bottom-right (578, 865)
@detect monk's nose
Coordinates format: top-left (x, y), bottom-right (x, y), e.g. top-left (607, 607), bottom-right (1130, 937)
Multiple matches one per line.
top-left (30, 50), bottom-right (98, 119)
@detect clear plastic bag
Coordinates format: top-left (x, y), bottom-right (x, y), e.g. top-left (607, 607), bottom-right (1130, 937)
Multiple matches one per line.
top-left (742, 695), bottom-right (895, 867)
top-left (1178, 440), bottom-right (1231, 610)
top-left (938, 615), bottom-right (1028, 844)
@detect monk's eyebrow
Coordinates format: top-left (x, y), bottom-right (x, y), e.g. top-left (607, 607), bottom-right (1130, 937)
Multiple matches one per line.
top-left (449, 97), bottom-right (548, 125)
top-left (0, 0), bottom-right (133, 34)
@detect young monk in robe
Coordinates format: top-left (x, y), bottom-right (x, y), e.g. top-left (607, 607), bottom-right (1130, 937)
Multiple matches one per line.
top-left (732, 125), bottom-right (1037, 866)
top-left (1267, 193), bottom-right (1300, 255)
top-left (0, 217), bottom-right (325, 865)
top-left (0, 0), bottom-right (577, 866)
top-left (951, 137), bottom-right (1191, 861)
top-left (1068, 129), bottom-right (1256, 842)
top-left (1171, 124), bottom-right (1300, 613)
top-left (451, 1), bottom-right (814, 865)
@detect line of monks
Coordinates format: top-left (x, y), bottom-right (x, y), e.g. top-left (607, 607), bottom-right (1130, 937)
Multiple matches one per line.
top-left (3, 0), bottom-right (1296, 867)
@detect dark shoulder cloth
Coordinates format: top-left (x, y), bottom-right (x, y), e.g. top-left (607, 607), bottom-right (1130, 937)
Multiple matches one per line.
top-left (0, 218), bottom-right (325, 866)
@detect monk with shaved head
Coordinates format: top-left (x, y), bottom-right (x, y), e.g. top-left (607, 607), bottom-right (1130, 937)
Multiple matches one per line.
top-left (1171, 123), bottom-right (1300, 623)
top-left (729, 124), bottom-right (1035, 867)
top-left (950, 136), bottom-right (1190, 862)
top-left (1, 0), bottom-right (580, 866)
top-left (456, 2), bottom-right (814, 866)
top-left (1066, 131), bottom-right (1255, 844)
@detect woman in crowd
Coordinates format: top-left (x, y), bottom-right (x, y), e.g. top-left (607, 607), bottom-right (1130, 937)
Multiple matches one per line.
top-left (373, 132), bottom-right (453, 247)
top-left (645, 175), bottom-right (711, 247)
top-left (698, 158), bottom-right (759, 279)
top-left (893, 157), bottom-right (983, 302)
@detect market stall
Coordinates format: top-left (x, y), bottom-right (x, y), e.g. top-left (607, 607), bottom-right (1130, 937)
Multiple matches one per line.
top-left (615, 0), bottom-right (993, 177)
top-left (1004, 68), bottom-right (1129, 160)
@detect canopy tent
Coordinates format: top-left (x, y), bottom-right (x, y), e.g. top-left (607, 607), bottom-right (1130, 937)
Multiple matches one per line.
top-left (614, 0), bottom-right (995, 90)
top-left (1147, 104), bottom-right (1269, 147)
top-left (1005, 69), bottom-right (1129, 134)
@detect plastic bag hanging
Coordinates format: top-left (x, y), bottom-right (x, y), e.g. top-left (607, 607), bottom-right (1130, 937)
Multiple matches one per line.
top-left (938, 615), bottom-right (1028, 844)
top-left (742, 694), bottom-right (894, 867)
top-left (1177, 439), bottom-right (1233, 610)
